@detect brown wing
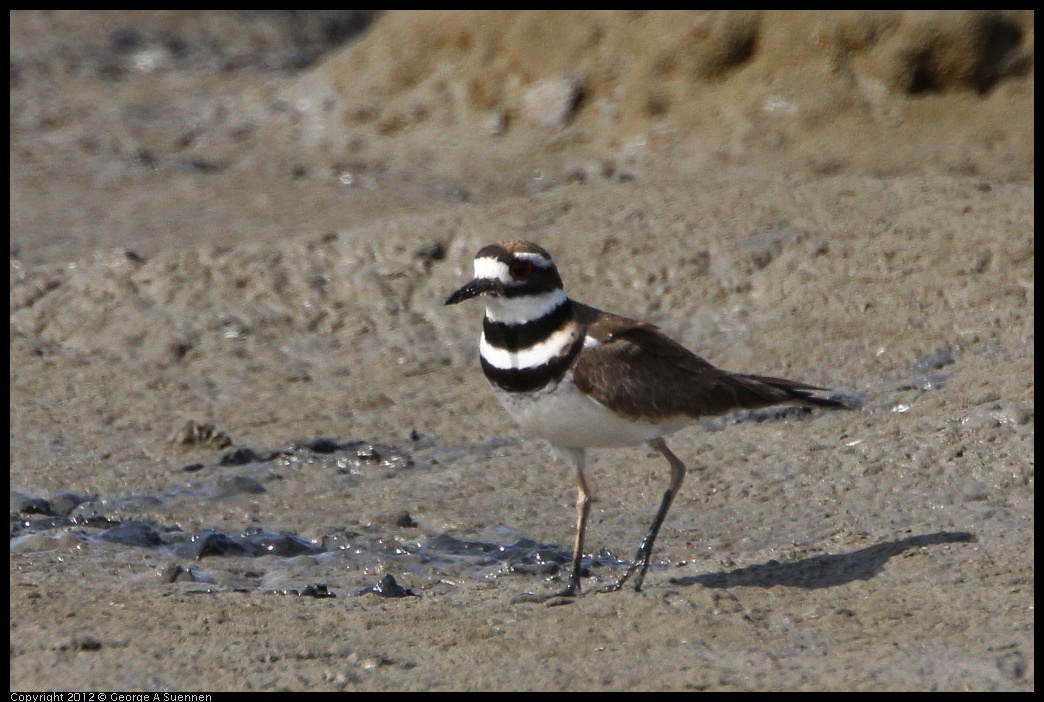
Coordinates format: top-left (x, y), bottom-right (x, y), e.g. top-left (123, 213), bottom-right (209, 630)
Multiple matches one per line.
top-left (572, 304), bottom-right (842, 420)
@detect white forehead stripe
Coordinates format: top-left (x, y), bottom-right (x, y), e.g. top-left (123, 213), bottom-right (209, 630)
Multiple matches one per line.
top-left (484, 288), bottom-right (567, 325)
top-left (473, 252), bottom-right (553, 281)
top-left (480, 324), bottom-right (576, 370)
top-left (473, 256), bottom-right (510, 282)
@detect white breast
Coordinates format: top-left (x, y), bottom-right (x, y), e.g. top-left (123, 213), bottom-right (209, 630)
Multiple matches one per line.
top-left (490, 371), bottom-right (694, 449)
top-left (483, 288), bottom-right (567, 326)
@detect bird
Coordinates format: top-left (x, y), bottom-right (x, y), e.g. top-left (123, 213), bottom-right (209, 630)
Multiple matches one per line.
top-left (445, 240), bottom-right (846, 599)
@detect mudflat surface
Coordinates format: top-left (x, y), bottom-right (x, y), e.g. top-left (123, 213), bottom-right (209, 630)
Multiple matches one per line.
top-left (10, 11), bottom-right (1034, 691)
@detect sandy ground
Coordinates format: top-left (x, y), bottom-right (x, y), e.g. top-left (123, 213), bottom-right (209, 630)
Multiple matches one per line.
top-left (10, 11), bottom-right (1034, 691)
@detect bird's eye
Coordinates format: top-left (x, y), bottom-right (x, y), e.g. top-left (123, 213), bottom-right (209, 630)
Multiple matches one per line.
top-left (509, 260), bottom-right (533, 280)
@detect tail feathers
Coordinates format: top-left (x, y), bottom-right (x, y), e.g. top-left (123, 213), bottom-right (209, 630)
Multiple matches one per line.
top-left (732, 373), bottom-right (850, 410)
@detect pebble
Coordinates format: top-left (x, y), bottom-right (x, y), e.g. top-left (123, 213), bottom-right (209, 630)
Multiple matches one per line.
top-left (523, 77), bottom-right (580, 130)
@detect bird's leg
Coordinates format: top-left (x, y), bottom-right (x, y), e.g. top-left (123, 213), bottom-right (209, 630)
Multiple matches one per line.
top-left (601, 437), bottom-right (687, 593)
top-left (516, 448), bottom-right (589, 602)
top-left (565, 464), bottom-right (592, 594)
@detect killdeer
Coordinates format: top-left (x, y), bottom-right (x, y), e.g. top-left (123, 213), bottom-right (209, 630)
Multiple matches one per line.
top-left (445, 240), bottom-right (845, 598)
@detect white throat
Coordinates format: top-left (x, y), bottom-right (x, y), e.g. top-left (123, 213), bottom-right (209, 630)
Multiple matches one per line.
top-left (484, 288), bottom-right (567, 326)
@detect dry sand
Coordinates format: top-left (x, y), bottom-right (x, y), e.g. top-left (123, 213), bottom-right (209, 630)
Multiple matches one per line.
top-left (10, 11), bottom-right (1034, 691)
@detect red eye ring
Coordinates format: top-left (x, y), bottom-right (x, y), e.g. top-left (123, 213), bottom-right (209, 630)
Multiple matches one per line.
top-left (509, 260), bottom-right (533, 280)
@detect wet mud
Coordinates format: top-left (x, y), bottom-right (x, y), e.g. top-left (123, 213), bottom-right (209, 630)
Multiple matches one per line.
top-left (10, 11), bottom-right (1034, 692)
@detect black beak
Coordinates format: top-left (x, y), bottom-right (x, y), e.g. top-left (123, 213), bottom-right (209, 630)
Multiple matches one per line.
top-left (445, 278), bottom-right (499, 305)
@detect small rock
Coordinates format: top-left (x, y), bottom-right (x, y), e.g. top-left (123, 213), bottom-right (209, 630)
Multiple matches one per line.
top-left (523, 77), bottom-right (580, 130)
top-left (10, 491), bottom-right (51, 515)
top-left (356, 574), bottom-right (417, 598)
top-left (71, 635), bottom-right (103, 651)
top-left (485, 109), bottom-right (508, 135)
top-left (48, 491), bottom-right (91, 516)
top-left (97, 521), bottom-right (163, 548)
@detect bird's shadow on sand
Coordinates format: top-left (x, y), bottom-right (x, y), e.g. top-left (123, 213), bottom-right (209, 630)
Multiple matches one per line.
top-left (669, 531), bottom-right (976, 590)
